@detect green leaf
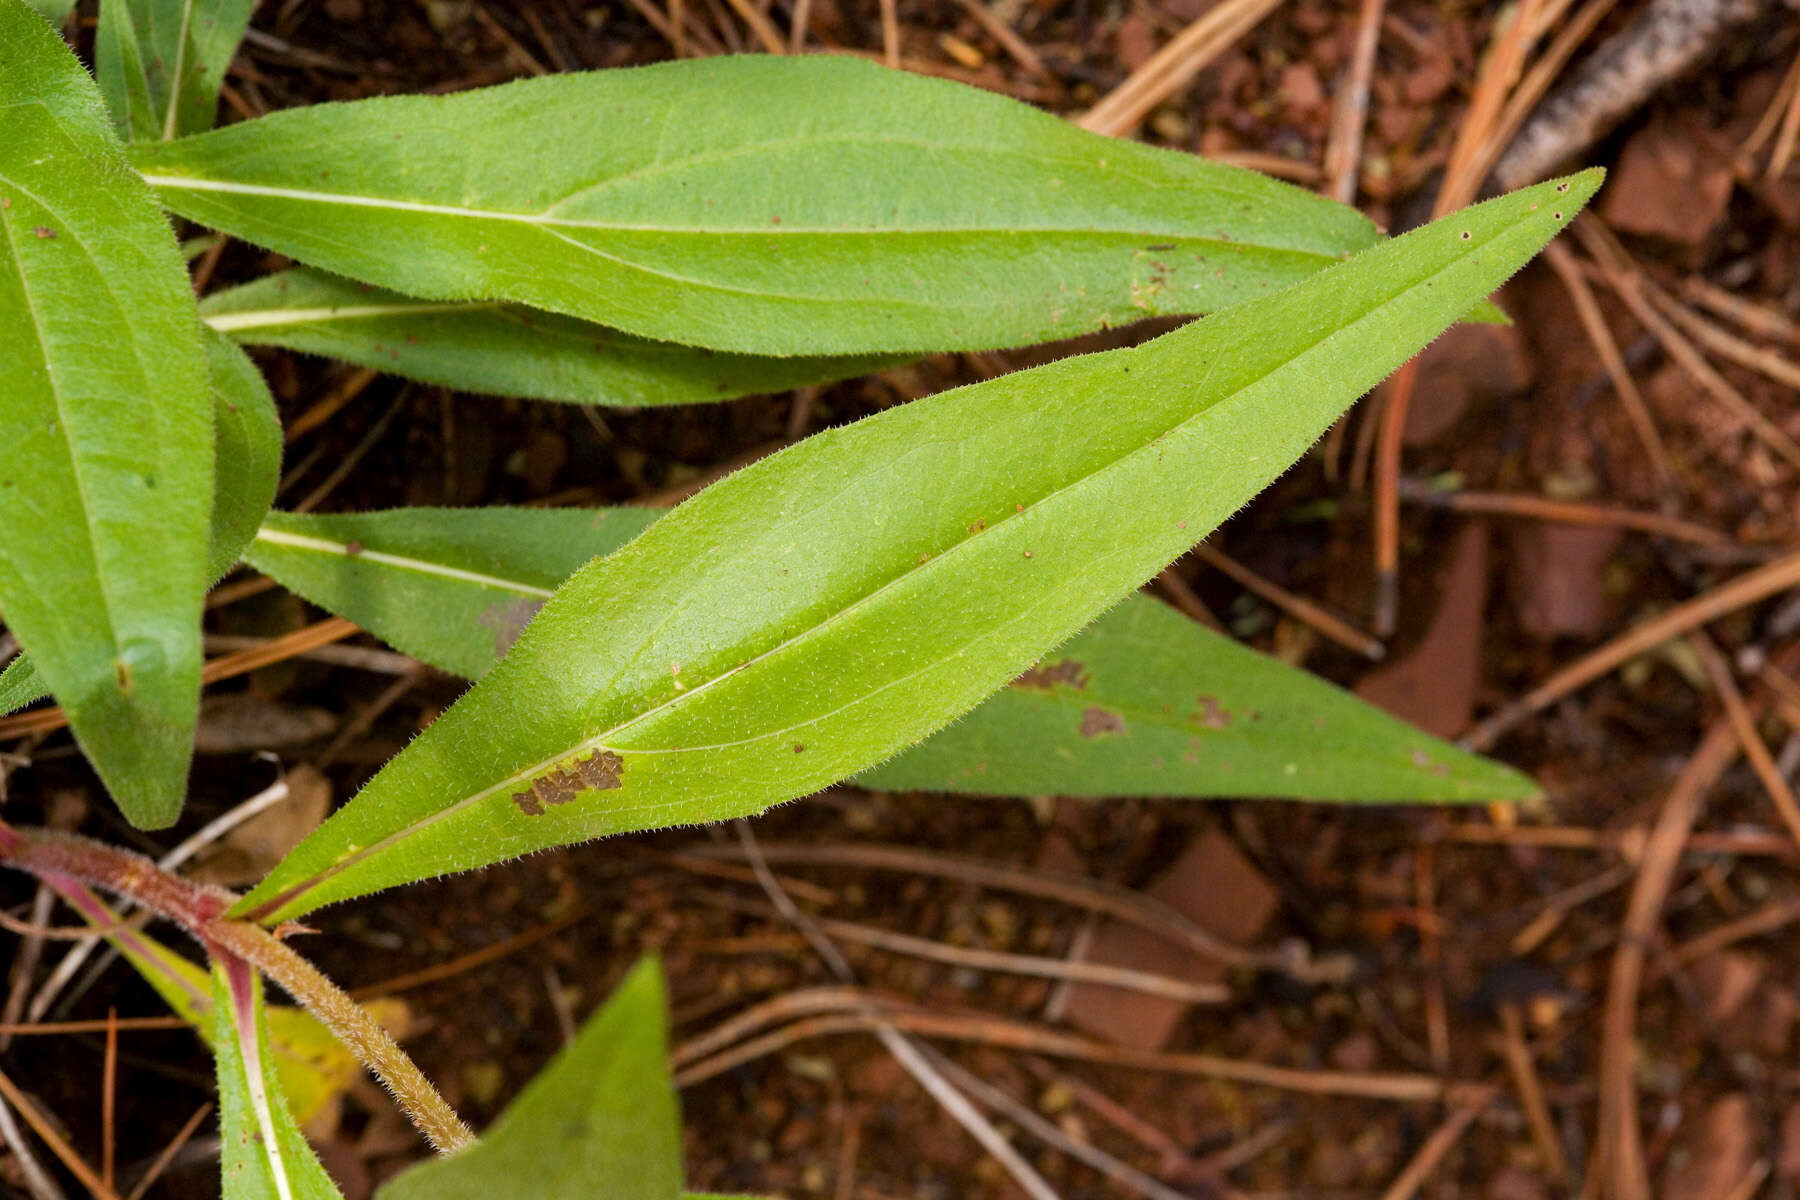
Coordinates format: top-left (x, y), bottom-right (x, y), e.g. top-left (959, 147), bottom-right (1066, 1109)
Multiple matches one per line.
top-left (246, 508), bottom-right (661, 680)
top-left (236, 172), bottom-right (1600, 923)
top-left (0, 656), bottom-right (46, 716)
top-left (860, 594), bottom-right (1534, 801)
top-left (200, 268), bottom-right (895, 406)
top-left (130, 56), bottom-right (1380, 356)
top-left (247, 508), bottom-right (1532, 801)
top-left (211, 960), bottom-right (347, 1200)
top-left (95, 0), bottom-right (256, 142)
top-left (24, 0), bottom-right (72, 21)
top-left (203, 325), bottom-right (283, 580)
top-left (0, 326), bottom-right (280, 720)
top-left (376, 959), bottom-right (681, 1200)
top-left (0, 0), bottom-right (214, 829)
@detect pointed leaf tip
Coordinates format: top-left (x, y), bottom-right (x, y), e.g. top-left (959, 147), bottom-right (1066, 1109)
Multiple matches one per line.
top-left (376, 958), bottom-right (680, 1200)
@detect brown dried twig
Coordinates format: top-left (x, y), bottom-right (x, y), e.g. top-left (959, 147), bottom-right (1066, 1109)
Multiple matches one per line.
top-left (1372, 0), bottom-right (1547, 635)
top-left (1493, 0), bottom-right (1774, 187)
top-left (1077, 0), bottom-right (1281, 138)
top-left (1461, 549), bottom-right (1800, 751)
top-left (1399, 481), bottom-right (1734, 547)
top-left (1321, 0), bottom-right (1384, 204)
top-left (1595, 708), bottom-right (1746, 1199)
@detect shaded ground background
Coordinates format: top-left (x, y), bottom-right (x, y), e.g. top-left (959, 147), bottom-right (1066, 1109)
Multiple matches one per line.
top-left (5, 0), bottom-right (1800, 1197)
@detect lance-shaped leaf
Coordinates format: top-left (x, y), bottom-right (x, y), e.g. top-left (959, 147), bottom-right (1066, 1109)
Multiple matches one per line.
top-left (0, 1), bottom-right (214, 828)
top-left (247, 508), bottom-right (661, 681)
top-left (95, 0), bottom-right (256, 142)
top-left (236, 173), bottom-right (1600, 923)
top-left (246, 508), bottom-right (1533, 801)
top-left (201, 268), bottom-right (894, 406)
top-left (130, 55), bottom-right (1381, 357)
top-left (377, 959), bottom-right (680, 1200)
top-left (0, 326), bottom-right (281, 718)
top-left (212, 959), bottom-right (347, 1200)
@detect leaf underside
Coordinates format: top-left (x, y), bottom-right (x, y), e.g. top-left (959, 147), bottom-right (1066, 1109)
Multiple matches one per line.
top-left (237, 172), bottom-right (1599, 924)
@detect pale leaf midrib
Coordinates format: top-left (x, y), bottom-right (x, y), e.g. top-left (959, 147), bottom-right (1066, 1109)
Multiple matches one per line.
top-left (261, 223), bottom-right (1502, 918)
top-left (135, 173), bottom-right (1326, 248)
top-left (251, 526), bottom-right (557, 597)
top-left (225, 968), bottom-right (297, 1200)
top-left (203, 300), bottom-right (494, 331)
top-left (145, 126), bottom-right (1292, 221)
top-left (159, 0), bottom-right (197, 141)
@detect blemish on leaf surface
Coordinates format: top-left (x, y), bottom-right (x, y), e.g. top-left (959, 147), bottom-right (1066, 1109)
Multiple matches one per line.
top-left (1193, 695), bottom-right (1231, 729)
top-left (1409, 748), bottom-right (1451, 777)
top-left (1079, 707), bottom-right (1125, 738)
top-left (512, 750), bottom-right (623, 816)
top-left (478, 597), bottom-right (544, 656)
top-left (1012, 659), bottom-right (1087, 692)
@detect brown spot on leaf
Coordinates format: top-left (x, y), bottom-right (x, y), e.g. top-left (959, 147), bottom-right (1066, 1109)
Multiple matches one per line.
top-left (478, 597), bottom-right (544, 657)
top-left (511, 750), bottom-right (623, 816)
top-left (1079, 706), bottom-right (1125, 738)
top-left (793, 742), bottom-right (805, 753)
top-left (1409, 748), bottom-right (1451, 777)
top-left (32, 226), bottom-right (55, 239)
top-left (1012, 659), bottom-right (1088, 692)
top-left (343, 540), bottom-right (363, 555)
top-left (1193, 695), bottom-right (1230, 729)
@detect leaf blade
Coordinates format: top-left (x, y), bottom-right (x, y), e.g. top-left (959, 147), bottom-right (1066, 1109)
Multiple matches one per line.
top-left (203, 325), bottom-right (284, 581)
top-left (0, 325), bottom-right (281, 720)
top-left (131, 56), bottom-right (1379, 356)
top-left (200, 268), bottom-right (896, 406)
top-left (375, 959), bottom-right (681, 1200)
top-left (238, 172), bottom-right (1600, 923)
top-left (95, 0), bottom-right (255, 142)
top-left (247, 508), bottom-right (1534, 801)
top-left (0, 0), bottom-right (214, 828)
top-left (245, 507), bottom-right (660, 680)
top-left (859, 594), bottom-right (1537, 801)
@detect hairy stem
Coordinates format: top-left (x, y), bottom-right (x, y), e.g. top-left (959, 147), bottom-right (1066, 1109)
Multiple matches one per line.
top-left (206, 920), bottom-right (473, 1151)
top-left (0, 825), bottom-right (233, 929)
top-left (0, 822), bottom-right (472, 1154)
